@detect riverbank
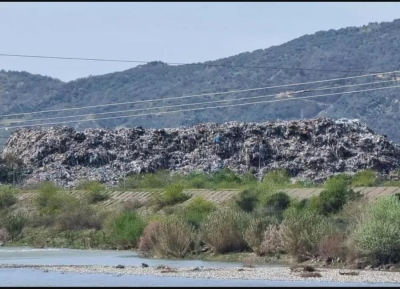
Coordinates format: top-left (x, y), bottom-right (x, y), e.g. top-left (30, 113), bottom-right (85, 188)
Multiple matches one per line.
top-left (1, 263), bottom-right (400, 284)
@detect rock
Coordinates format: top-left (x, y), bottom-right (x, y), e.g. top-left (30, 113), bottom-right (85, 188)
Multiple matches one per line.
top-left (325, 257), bottom-right (333, 266)
top-left (303, 265), bottom-right (317, 272)
top-left (141, 263), bottom-right (149, 268)
top-left (115, 265), bottom-right (125, 269)
top-left (339, 271), bottom-right (359, 276)
top-left (364, 265), bottom-right (372, 270)
top-left (300, 272), bottom-right (322, 278)
top-left (3, 118), bottom-right (400, 188)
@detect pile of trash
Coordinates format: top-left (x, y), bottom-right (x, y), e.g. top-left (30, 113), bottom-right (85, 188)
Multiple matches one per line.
top-left (2, 117), bottom-right (400, 188)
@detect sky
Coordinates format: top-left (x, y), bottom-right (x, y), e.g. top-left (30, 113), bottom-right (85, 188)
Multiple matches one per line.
top-left (1, 2), bottom-right (400, 82)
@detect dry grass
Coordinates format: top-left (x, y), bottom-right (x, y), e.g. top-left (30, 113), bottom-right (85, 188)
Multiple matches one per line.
top-left (122, 199), bottom-right (145, 211)
top-left (317, 232), bottom-right (346, 260)
top-left (153, 216), bottom-right (195, 258)
top-left (201, 208), bottom-right (250, 254)
top-left (259, 224), bottom-right (284, 256)
top-left (137, 221), bottom-right (160, 256)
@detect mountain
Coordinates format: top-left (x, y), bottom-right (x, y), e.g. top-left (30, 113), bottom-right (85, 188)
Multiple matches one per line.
top-left (1, 19), bottom-right (400, 144)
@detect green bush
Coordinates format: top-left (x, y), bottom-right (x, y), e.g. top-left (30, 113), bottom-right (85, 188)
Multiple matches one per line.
top-left (35, 188), bottom-right (80, 216)
top-left (280, 208), bottom-right (337, 258)
top-left (34, 181), bottom-right (60, 210)
top-left (154, 183), bottom-right (189, 208)
top-left (262, 169), bottom-right (291, 187)
top-left (38, 181), bottom-right (59, 194)
top-left (236, 189), bottom-right (258, 212)
top-left (351, 170), bottom-right (378, 187)
top-left (108, 211), bottom-right (146, 249)
top-left (353, 196), bottom-right (400, 263)
top-left (0, 185), bottom-right (18, 209)
top-left (124, 170), bottom-right (172, 189)
top-left (2, 212), bottom-right (27, 241)
top-left (153, 216), bottom-right (196, 258)
top-left (318, 174), bottom-right (360, 215)
top-left (201, 207), bottom-right (250, 254)
top-left (265, 192), bottom-right (291, 212)
top-left (181, 196), bottom-right (216, 229)
top-left (77, 180), bottom-right (108, 203)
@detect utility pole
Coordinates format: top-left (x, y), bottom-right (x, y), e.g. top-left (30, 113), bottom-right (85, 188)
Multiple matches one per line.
top-left (258, 139), bottom-right (261, 177)
top-left (123, 132), bottom-right (128, 191)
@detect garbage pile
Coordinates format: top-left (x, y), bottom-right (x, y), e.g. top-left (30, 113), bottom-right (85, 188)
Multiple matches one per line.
top-left (2, 117), bottom-right (400, 188)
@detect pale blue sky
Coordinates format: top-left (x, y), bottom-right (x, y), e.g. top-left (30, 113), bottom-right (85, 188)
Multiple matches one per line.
top-left (1, 2), bottom-right (400, 82)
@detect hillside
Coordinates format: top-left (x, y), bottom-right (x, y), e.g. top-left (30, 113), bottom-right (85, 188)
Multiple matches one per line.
top-left (1, 19), bottom-right (400, 143)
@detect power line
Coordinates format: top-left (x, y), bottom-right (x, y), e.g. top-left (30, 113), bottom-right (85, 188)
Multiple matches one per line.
top-left (1, 84), bottom-right (399, 130)
top-left (2, 79), bottom-right (397, 125)
top-left (1, 69), bottom-right (398, 119)
top-left (0, 53), bottom-right (385, 74)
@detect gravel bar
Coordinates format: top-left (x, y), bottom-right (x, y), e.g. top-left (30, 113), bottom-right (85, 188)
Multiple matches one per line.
top-left (1, 264), bottom-right (400, 284)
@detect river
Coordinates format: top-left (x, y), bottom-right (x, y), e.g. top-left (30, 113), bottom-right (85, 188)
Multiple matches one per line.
top-left (0, 247), bottom-right (398, 287)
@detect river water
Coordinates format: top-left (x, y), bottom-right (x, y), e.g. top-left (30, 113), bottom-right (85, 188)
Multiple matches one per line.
top-left (0, 247), bottom-right (398, 287)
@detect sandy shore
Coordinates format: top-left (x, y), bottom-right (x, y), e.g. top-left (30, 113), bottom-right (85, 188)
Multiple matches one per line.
top-left (1, 264), bottom-right (400, 284)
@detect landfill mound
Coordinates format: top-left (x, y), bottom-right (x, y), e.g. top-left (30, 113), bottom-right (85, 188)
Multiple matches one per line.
top-left (2, 117), bottom-right (400, 188)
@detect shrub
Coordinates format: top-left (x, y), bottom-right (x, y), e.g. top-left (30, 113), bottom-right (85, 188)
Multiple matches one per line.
top-left (280, 209), bottom-right (337, 258)
top-left (318, 174), bottom-right (360, 215)
top-left (154, 183), bottom-right (189, 208)
top-left (138, 221), bottom-right (160, 256)
top-left (108, 211), bottom-right (146, 249)
top-left (243, 216), bottom-right (278, 255)
top-left (2, 212), bottom-right (27, 241)
top-left (57, 203), bottom-right (103, 231)
top-left (306, 196), bottom-right (322, 212)
top-left (262, 169), bottom-right (291, 187)
top-left (182, 172), bottom-right (210, 189)
top-left (181, 196), bottom-right (215, 229)
top-left (0, 185), bottom-right (18, 209)
top-left (352, 196), bottom-right (400, 263)
top-left (201, 207), bottom-right (250, 254)
top-left (125, 170), bottom-right (172, 189)
top-left (236, 189), bottom-right (258, 212)
top-left (77, 180), bottom-right (109, 203)
top-left (35, 190), bottom-right (79, 215)
top-left (317, 232), bottom-right (347, 260)
top-left (264, 192), bottom-right (291, 212)
top-left (121, 199), bottom-right (145, 211)
top-left (351, 170), bottom-right (378, 187)
top-left (259, 224), bottom-right (284, 256)
top-left (39, 181), bottom-right (59, 194)
top-left (153, 216), bottom-right (196, 258)
top-left (34, 181), bottom-right (61, 210)
top-left (212, 168), bottom-right (243, 189)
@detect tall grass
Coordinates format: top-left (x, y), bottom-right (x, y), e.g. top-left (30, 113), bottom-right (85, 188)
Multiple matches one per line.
top-left (280, 208), bottom-right (337, 258)
top-left (153, 216), bottom-right (195, 258)
top-left (201, 207), bottom-right (250, 254)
